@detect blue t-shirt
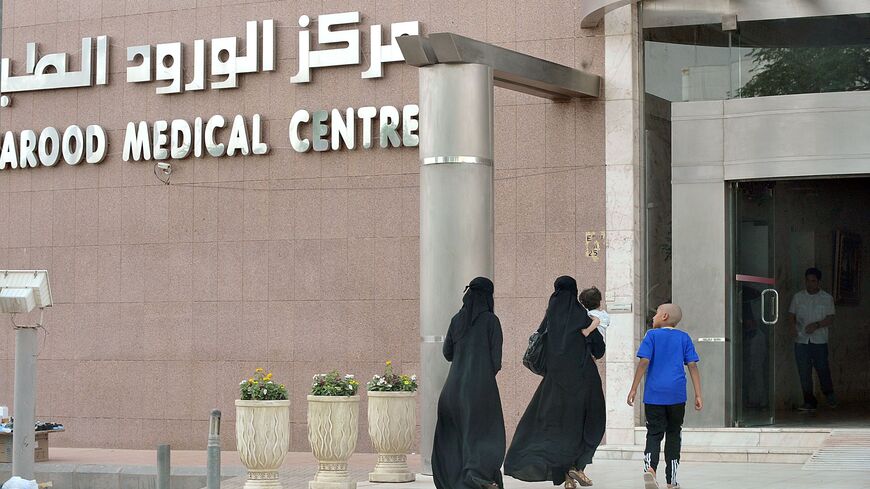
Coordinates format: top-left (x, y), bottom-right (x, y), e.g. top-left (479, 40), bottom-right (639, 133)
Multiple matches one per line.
top-left (636, 327), bottom-right (700, 405)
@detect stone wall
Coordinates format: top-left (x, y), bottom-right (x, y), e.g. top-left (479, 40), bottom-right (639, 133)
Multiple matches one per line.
top-left (0, 0), bottom-right (607, 451)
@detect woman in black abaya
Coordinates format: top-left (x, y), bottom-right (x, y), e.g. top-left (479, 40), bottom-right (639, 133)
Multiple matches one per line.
top-left (433, 277), bottom-right (506, 489)
top-left (505, 276), bottom-right (606, 488)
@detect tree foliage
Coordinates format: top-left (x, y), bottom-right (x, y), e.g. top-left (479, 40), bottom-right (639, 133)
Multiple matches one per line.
top-left (738, 47), bottom-right (870, 98)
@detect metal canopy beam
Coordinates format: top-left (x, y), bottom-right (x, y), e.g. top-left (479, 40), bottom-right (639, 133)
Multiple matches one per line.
top-left (397, 33), bottom-right (601, 100)
top-left (579, 0), bottom-right (640, 28)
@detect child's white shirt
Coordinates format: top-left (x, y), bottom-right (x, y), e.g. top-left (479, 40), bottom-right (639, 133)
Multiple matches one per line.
top-left (587, 308), bottom-right (610, 333)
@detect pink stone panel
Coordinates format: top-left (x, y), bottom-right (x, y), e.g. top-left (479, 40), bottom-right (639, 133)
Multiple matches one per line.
top-left (545, 168), bottom-right (577, 232)
top-left (515, 174), bottom-right (546, 233)
top-left (98, 187), bottom-right (124, 245)
top-left (494, 176), bottom-right (517, 235)
top-left (267, 301), bottom-right (295, 362)
top-left (243, 182), bottom-right (271, 240)
top-left (0, 0), bottom-right (607, 452)
top-left (168, 184), bottom-right (195, 242)
top-left (118, 244), bottom-right (146, 302)
top-left (75, 188), bottom-right (100, 245)
top-left (494, 233), bottom-right (517, 298)
top-left (30, 191), bottom-right (54, 246)
top-left (8, 192), bottom-right (32, 248)
top-left (191, 302), bottom-right (221, 361)
top-left (294, 240), bottom-right (322, 300)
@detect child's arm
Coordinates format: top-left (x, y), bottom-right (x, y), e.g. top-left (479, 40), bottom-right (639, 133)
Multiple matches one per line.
top-left (581, 317), bottom-right (600, 337)
top-left (688, 361), bottom-right (703, 410)
top-left (626, 358), bottom-right (649, 406)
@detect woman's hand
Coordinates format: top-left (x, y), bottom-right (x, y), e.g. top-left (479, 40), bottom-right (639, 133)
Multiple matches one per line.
top-left (581, 317), bottom-right (601, 337)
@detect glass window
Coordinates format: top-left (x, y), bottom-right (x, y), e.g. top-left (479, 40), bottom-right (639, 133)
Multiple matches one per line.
top-left (644, 14), bottom-right (870, 102)
top-left (641, 13), bottom-right (870, 323)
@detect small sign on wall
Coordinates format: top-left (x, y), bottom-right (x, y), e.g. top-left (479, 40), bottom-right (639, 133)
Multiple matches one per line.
top-left (585, 231), bottom-right (605, 262)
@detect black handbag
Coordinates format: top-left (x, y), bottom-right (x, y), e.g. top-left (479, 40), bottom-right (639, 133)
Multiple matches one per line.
top-left (522, 325), bottom-right (547, 376)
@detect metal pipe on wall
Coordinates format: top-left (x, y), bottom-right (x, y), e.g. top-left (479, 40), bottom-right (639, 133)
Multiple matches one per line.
top-left (418, 63), bottom-right (494, 474)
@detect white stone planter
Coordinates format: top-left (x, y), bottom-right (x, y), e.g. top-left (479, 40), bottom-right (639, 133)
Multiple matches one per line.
top-left (367, 391), bottom-right (416, 482)
top-left (235, 399), bottom-right (291, 489)
top-left (307, 395), bottom-right (360, 489)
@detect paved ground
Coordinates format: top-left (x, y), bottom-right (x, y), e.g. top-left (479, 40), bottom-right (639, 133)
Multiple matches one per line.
top-left (16, 449), bottom-right (870, 489)
top-left (213, 455), bottom-right (870, 489)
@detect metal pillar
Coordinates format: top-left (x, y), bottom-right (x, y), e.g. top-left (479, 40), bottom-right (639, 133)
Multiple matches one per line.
top-left (419, 63), bottom-right (494, 474)
top-left (207, 410), bottom-right (221, 489)
top-left (157, 444), bottom-right (171, 489)
top-left (12, 326), bottom-right (38, 480)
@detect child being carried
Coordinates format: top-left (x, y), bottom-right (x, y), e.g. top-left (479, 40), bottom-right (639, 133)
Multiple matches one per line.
top-left (580, 286), bottom-right (609, 337)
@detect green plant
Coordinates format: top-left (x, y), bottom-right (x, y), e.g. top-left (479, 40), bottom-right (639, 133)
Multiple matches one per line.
top-left (367, 361), bottom-right (418, 392)
top-left (239, 368), bottom-right (288, 401)
top-left (311, 371), bottom-right (360, 396)
top-left (738, 47), bottom-right (870, 98)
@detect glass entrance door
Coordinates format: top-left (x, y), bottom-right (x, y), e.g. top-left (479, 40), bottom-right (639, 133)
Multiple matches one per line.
top-left (732, 181), bottom-right (778, 426)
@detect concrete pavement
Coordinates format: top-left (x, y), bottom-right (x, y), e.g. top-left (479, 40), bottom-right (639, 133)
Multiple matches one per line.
top-left (214, 454), bottom-right (870, 489)
top-left (3, 449), bottom-right (869, 489)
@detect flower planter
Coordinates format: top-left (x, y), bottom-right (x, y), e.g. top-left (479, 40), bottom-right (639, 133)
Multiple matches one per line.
top-left (308, 395), bottom-right (360, 489)
top-left (235, 399), bottom-right (291, 489)
top-left (367, 391), bottom-right (416, 482)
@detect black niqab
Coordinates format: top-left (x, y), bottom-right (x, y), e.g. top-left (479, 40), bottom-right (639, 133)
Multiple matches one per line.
top-left (433, 277), bottom-right (506, 489)
top-left (453, 276), bottom-right (496, 341)
top-left (504, 276), bottom-right (606, 485)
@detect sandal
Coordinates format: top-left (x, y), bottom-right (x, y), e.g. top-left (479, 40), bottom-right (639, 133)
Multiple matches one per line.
top-left (568, 469), bottom-right (593, 487)
top-left (564, 474), bottom-right (577, 489)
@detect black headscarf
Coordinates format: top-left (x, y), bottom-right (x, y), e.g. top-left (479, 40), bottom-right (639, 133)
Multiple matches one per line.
top-left (541, 276), bottom-right (586, 355)
top-left (454, 276), bottom-right (495, 340)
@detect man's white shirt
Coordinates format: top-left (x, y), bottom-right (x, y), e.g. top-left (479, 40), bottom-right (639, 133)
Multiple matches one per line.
top-left (789, 289), bottom-right (835, 344)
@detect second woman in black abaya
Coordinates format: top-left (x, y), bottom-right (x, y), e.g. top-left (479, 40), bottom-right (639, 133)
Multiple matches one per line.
top-left (505, 276), bottom-right (606, 488)
top-left (432, 277), bottom-right (506, 489)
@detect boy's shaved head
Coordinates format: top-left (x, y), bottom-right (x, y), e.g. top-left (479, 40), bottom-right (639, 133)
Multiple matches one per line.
top-left (659, 303), bottom-right (683, 326)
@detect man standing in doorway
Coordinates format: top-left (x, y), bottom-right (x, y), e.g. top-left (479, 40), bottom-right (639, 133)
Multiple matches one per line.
top-left (789, 267), bottom-right (837, 412)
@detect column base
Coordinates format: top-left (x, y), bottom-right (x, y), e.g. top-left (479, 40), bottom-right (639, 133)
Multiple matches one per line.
top-left (309, 481), bottom-right (357, 489)
top-left (369, 472), bottom-right (416, 483)
top-left (243, 472), bottom-right (282, 489)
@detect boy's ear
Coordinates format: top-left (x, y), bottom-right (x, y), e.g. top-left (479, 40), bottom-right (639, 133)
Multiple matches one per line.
top-left (661, 312), bottom-right (669, 322)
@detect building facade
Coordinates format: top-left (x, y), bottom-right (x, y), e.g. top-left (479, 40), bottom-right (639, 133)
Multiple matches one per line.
top-left (0, 0), bottom-right (607, 451)
top-left (1, 0), bottom-right (868, 455)
top-left (593, 0), bottom-right (870, 447)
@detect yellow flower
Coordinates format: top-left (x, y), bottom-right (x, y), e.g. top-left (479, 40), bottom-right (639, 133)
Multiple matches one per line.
top-left (248, 378), bottom-right (254, 383)
top-left (403, 380), bottom-right (410, 385)
top-left (265, 373), bottom-right (272, 380)
top-left (280, 384), bottom-right (285, 389)
top-left (256, 368), bottom-right (264, 373)
top-left (386, 361), bottom-right (392, 366)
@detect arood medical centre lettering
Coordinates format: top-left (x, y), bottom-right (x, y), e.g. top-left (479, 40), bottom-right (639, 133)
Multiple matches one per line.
top-left (0, 11), bottom-right (420, 171)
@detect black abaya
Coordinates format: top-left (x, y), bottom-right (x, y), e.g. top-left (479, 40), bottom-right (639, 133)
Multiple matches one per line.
top-left (504, 276), bottom-right (606, 485)
top-left (433, 277), bottom-right (506, 489)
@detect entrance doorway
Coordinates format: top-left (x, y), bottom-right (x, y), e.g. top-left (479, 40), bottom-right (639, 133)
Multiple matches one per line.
top-left (731, 178), bottom-right (870, 428)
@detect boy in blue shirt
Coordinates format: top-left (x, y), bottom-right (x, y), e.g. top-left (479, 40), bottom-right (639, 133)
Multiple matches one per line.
top-left (627, 303), bottom-right (703, 489)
